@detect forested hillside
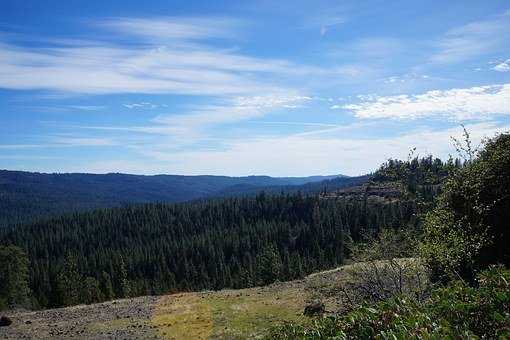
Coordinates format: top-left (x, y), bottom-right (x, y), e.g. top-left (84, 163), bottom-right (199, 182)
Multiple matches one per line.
top-left (0, 170), bottom-right (348, 228)
top-left (0, 194), bottom-right (418, 308)
top-left (0, 156), bottom-right (457, 310)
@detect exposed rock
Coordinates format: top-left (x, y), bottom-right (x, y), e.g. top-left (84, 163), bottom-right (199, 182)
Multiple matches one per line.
top-left (0, 316), bottom-right (13, 327)
top-left (303, 302), bottom-right (325, 316)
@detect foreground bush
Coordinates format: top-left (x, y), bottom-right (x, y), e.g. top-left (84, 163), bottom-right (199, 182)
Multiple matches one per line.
top-left (343, 228), bottom-right (430, 309)
top-left (267, 266), bottom-right (510, 339)
top-left (421, 133), bottom-right (510, 282)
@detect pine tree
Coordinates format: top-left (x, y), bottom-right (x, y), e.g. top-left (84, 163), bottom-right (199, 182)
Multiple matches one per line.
top-left (0, 245), bottom-right (30, 309)
top-left (100, 271), bottom-right (114, 300)
top-left (255, 246), bottom-right (282, 285)
top-left (82, 277), bottom-right (101, 304)
top-left (56, 254), bottom-right (82, 306)
top-left (115, 256), bottom-right (131, 298)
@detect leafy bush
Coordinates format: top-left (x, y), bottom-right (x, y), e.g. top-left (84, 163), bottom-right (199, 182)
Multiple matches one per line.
top-left (421, 133), bottom-right (510, 282)
top-left (266, 266), bottom-right (510, 339)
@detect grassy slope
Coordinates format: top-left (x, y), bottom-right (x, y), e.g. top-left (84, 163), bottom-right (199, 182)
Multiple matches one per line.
top-left (1, 264), bottom-right (354, 339)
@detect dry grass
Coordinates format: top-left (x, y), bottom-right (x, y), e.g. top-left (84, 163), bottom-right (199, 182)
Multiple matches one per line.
top-left (150, 284), bottom-right (308, 339)
top-left (152, 293), bottom-right (214, 340)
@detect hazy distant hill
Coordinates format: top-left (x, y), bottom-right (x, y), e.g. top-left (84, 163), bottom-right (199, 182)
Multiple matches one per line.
top-left (214, 174), bottom-right (369, 197)
top-left (0, 170), bottom-right (350, 227)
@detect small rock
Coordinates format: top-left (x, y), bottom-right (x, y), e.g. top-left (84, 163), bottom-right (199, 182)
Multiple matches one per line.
top-left (0, 316), bottom-right (13, 327)
top-left (303, 302), bottom-right (325, 317)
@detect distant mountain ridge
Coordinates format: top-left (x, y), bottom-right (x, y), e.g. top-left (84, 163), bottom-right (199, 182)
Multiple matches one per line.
top-left (0, 169), bottom-right (352, 227)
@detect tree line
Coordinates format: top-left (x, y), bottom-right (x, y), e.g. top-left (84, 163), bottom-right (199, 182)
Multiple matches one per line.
top-left (0, 193), bottom-right (417, 309)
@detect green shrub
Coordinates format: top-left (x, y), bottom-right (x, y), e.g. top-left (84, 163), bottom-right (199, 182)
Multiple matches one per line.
top-left (427, 266), bottom-right (510, 338)
top-left (421, 133), bottom-right (510, 282)
top-left (266, 267), bottom-right (510, 339)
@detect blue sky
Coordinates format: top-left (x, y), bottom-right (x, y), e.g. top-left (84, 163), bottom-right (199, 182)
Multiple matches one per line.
top-left (1, 0), bottom-right (510, 176)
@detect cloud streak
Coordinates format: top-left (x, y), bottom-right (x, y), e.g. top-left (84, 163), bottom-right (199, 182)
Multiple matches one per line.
top-left (97, 17), bottom-right (241, 42)
top-left (0, 17), bottom-right (330, 96)
top-left (0, 137), bottom-right (116, 149)
top-left (150, 95), bottom-right (312, 128)
top-left (431, 11), bottom-right (510, 63)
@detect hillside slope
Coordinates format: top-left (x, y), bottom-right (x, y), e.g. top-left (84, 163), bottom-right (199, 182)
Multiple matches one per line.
top-left (0, 263), bottom-right (355, 340)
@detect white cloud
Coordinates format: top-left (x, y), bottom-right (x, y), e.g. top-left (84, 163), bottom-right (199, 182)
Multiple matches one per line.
top-left (260, 121), bottom-right (338, 127)
top-left (384, 76), bottom-right (404, 84)
top-left (17, 105), bottom-right (106, 112)
top-left (493, 59), bottom-right (510, 72)
top-left (67, 105), bottom-right (105, 111)
top-left (382, 73), bottom-right (430, 84)
top-left (82, 122), bottom-right (508, 176)
top-left (0, 41), bottom-right (280, 95)
top-left (0, 137), bottom-right (115, 149)
top-left (51, 136), bottom-right (116, 146)
top-left (431, 12), bottom-right (510, 63)
top-left (0, 17), bottom-right (333, 96)
top-left (0, 16), bottom-right (374, 101)
top-left (0, 144), bottom-right (46, 150)
top-left (98, 17), bottom-right (240, 42)
top-left (152, 94), bottom-right (311, 128)
top-left (76, 94), bottom-right (313, 148)
top-left (123, 102), bottom-right (163, 109)
top-left (342, 84), bottom-right (510, 120)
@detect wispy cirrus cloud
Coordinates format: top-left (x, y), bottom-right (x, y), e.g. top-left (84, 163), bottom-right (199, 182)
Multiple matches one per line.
top-left (51, 136), bottom-right (117, 146)
top-left (382, 73), bottom-right (430, 84)
top-left (260, 121), bottom-right (339, 127)
top-left (0, 136), bottom-right (116, 149)
top-left (136, 94), bottom-right (312, 130)
top-left (430, 11), bottom-right (510, 63)
top-left (16, 104), bottom-right (106, 113)
top-left (0, 17), bottom-right (332, 96)
top-left (67, 105), bottom-right (106, 111)
top-left (97, 17), bottom-right (241, 42)
top-left (0, 41), bottom-right (279, 95)
top-left (73, 94), bottom-right (313, 146)
top-left (341, 84), bottom-right (510, 120)
top-left (123, 102), bottom-right (167, 109)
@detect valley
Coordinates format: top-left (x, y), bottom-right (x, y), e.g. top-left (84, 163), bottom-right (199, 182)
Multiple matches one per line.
top-left (2, 2), bottom-right (510, 338)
